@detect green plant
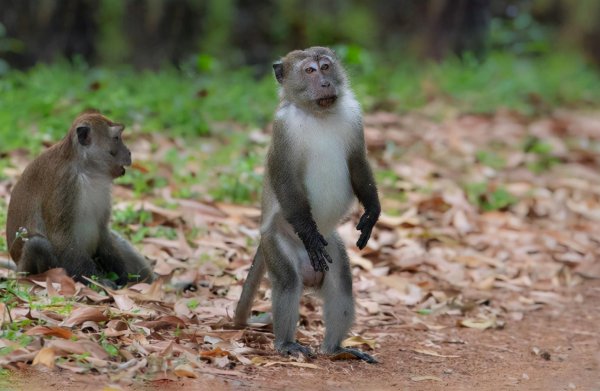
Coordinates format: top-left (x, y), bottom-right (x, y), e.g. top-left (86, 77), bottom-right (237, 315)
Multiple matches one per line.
top-left (475, 150), bottom-right (506, 170)
top-left (186, 299), bottom-right (200, 310)
top-left (210, 152), bottom-right (263, 203)
top-left (99, 333), bottom-right (119, 357)
top-left (523, 136), bottom-right (561, 173)
top-left (465, 182), bottom-right (518, 212)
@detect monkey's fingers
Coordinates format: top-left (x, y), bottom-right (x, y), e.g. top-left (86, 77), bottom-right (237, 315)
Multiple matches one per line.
top-left (308, 250), bottom-right (319, 271)
top-left (317, 250), bottom-right (330, 271)
top-left (318, 234), bottom-right (328, 247)
top-left (308, 249), bottom-right (326, 272)
top-left (356, 227), bottom-right (373, 250)
top-left (356, 213), bottom-right (370, 231)
top-left (322, 248), bottom-right (333, 264)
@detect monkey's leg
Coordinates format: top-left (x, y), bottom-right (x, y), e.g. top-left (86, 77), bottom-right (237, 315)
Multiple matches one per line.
top-left (234, 245), bottom-right (266, 326)
top-left (96, 230), bottom-right (155, 285)
top-left (264, 235), bottom-right (314, 358)
top-left (17, 236), bottom-right (58, 275)
top-left (55, 246), bottom-right (104, 284)
top-left (320, 233), bottom-right (377, 364)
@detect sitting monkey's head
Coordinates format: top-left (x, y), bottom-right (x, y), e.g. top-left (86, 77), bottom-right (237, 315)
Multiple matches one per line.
top-left (69, 111), bottom-right (132, 178)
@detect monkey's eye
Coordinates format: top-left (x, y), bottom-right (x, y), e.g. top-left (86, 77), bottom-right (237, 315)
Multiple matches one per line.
top-left (305, 67), bottom-right (315, 74)
top-left (321, 63), bottom-right (329, 71)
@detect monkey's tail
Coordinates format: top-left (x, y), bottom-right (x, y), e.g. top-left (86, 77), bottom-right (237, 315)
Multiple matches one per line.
top-left (0, 259), bottom-right (16, 270)
top-left (234, 246), bottom-right (266, 326)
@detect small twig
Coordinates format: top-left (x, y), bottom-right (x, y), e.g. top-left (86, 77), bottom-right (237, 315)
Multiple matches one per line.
top-left (81, 276), bottom-right (115, 293)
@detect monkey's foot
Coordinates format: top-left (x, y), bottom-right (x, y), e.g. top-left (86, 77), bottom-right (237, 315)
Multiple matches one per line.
top-left (330, 347), bottom-right (378, 364)
top-left (277, 341), bottom-right (315, 359)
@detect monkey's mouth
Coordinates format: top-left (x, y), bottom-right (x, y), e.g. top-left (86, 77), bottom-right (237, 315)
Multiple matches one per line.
top-left (317, 96), bottom-right (337, 108)
top-left (112, 166), bottom-right (126, 178)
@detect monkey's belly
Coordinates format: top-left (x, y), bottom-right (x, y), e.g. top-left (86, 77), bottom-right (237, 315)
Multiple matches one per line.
top-left (272, 228), bottom-right (325, 287)
top-left (300, 253), bottom-right (325, 287)
top-left (304, 147), bottom-right (354, 235)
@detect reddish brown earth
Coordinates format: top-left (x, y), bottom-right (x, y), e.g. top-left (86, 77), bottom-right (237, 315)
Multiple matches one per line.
top-left (3, 281), bottom-right (598, 391)
top-left (2, 110), bottom-right (600, 390)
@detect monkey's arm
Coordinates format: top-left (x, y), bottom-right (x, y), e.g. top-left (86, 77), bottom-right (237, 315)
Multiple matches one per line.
top-left (348, 134), bottom-right (381, 250)
top-left (268, 121), bottom-right (332, 272)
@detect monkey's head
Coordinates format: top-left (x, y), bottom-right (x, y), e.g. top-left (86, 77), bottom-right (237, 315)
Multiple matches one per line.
top-left (69, 111), bottom-right (132, 178)
top-left (273, 47), bottom-right (348, 112)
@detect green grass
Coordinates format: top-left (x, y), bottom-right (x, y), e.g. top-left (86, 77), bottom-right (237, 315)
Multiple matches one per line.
top-left (0, 62), bottom-right (277, 153)
top-left (0, 199), bottom-right (6, 252)
top-left (346, 49), bottom-right (600, 114)
top-left (0, 50), bottom-right (599, 155)
top-left (464, 182), bottom-right (519, 212)
top-left (0, 49), bottom-right (599, 206)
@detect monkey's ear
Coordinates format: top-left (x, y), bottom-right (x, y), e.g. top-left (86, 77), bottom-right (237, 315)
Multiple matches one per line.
top-left (76, 126), bottom-right (92, 146)
top-left (111, 124), bottom-right (124, 134)
top-left (273, 61), bottom-right (284, 84)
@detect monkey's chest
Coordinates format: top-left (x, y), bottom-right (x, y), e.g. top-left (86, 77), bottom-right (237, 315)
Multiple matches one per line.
top-left (303, 140), bottom-right (354, 234)
top-left (75, 177), bottom-right (111, 255)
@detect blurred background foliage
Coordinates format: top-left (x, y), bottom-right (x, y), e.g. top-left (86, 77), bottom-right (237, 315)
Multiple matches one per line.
top-left (2, 0), bottom-right (600, 69)
top-left (0, 0), bottom-right (599, 151)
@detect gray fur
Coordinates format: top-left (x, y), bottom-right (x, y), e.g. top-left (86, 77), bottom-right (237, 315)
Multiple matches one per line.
top-left (235, 47), bottom-right (380, 363)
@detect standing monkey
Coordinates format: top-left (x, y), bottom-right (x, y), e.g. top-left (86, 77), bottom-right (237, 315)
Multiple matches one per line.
top-left (235, 47), bottom-right (380, 363)
top-left (6, 111), bottom-right (155, 286)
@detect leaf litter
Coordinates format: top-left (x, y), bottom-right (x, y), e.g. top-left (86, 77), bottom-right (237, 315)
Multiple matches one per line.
top-left (0, 109), bottom-right (599, 385)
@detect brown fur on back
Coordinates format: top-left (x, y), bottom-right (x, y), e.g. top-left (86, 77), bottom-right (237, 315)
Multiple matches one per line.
top-left (6, 112), bottom-right (117, 262)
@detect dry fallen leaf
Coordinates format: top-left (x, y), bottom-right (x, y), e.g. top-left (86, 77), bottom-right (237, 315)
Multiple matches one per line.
top-left (173, 364), bottom-right (198, 378)
top-left (25, 326), bottom-right (74, 339)
top-left (48, 339), bottom-right (109, 360)
top-left (412, 349), bottom-right (460, 358)
top-left (411, 375), bottom-right (443, 382)
top-left (342, 336), bottom-right (377, 350)
top-left (32, 347), bottom-right (56, 368)
top-left (200, 347), bottom-right (230, 358)
top-left (61, 306), bottom-right (109, 327)
top-left (251, 356), bottom-right (319, 369)
top-left (459, 318), bottom-right (497, 330)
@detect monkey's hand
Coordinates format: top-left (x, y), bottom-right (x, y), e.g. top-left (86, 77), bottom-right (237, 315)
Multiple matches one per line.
top-left (299, 231), bottom-right (333, 272)
top-left (356, 211), bottom-right (378, 250)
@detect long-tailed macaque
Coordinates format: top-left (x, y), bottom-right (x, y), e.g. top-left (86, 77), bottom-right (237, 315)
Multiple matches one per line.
top-left (6, 111), bottom-right (154, 286)
top-left (235, 47), bottom-right (381, 363)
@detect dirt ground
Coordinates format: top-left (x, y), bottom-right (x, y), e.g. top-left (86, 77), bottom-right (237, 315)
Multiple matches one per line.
top-left (3, 280), bottom-right (598, 391)
top-left (2, 110), bottom-right (600, 390)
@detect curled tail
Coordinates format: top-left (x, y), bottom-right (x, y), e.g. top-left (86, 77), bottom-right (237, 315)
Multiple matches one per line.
top-left (234, 246), bottom-right (266, 326)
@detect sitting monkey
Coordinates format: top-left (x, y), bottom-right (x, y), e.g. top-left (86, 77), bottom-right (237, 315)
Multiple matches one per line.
top-left (6, 111), bottom-right (155, 285)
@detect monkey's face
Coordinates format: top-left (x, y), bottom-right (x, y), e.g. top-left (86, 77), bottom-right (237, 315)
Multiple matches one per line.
top-left (105, 124), bottom-right (132, 178)
top-left (73, 114), bottom-right (132, 179)
top-left (275, 47), bottom-right (347, 113)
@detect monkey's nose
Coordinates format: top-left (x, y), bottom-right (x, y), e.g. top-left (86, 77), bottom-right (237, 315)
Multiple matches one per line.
top-left (321, 80), bottom-right (331, 88)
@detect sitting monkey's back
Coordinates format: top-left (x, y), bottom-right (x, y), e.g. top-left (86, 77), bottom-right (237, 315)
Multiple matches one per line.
top-left (6, 117), bottom-right (109, 261)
